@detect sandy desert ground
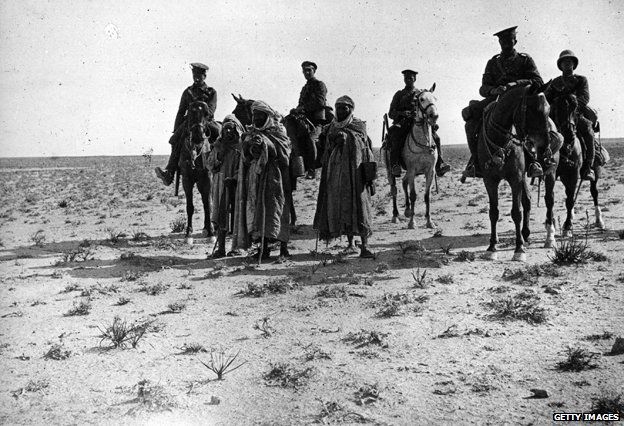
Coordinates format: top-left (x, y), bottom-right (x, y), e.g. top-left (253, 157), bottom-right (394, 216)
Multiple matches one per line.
top-left (0, 142), bottom-right (622, 425)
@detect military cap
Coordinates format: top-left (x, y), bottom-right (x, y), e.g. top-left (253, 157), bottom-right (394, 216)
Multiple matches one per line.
top-left (493, 26), bottom-right (517, 38)
top-left (335, 95), bottom-right (355, 108)
top-left (557, 50), bottom-right (578, 70)
top-left (190, 62), bottom-right (209, 71)
top-left (401, 69), bottom-right (418, 76)
top-left (301, 61), bottom-right (317, 70)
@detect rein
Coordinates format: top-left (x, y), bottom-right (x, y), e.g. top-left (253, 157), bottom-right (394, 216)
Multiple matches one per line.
top-left (481, 91), bottom-right (526, 166)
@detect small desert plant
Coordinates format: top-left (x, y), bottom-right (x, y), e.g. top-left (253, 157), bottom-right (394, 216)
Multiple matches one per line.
top-left (343, 330), bottom-right (389, 348)
top-left (62, 283), bottom-right (81, 293)
top-left (411, 268), bottom-right (429, 288)
top-left (589, 393), bottom-right (624, 416)
top-left (43, 343), bottom-right (71, 360)
top-left (131, 229), bottom-right (149, 241)
top-left (619, 230), bottom-right (624, 240)
top-left (440, 243), bottom-right (454, 255)
top-left (264, 362), bottom-right (314, 389)
top-left (24, 379), bottom-right (49, 393)
top-left (59, 247), bottom-right (94, 263)
top-left (198, 348), bottom-right (247, 380)
top-left (584, 331), bottom-right (614, 341)
top-left (303, 343), bottom-right (332, 361)
top-left (98, 316), bottom-right (151, 349)
top-left (30, 230), bottom-right (46, 247)
top-left (374, 292), bottom-right (427, 318)
top-left (436, 274), bottom-right (454, 284)
top-left (437, 324), bottom-right (460, 339)
top-left (166, 301), bottom-right (186, 313)
top-left (178, 343), bottom-right (207, 355)
top-left (126, 379), bottom-right (174, 415)
top-left (316, 285), bottom-right (348, 299)
top-left (105, 227), bottom-right (125, 244)
top-left (115, 297), bottom-right (131, 306)
top-left (138, 282), bottom-right (168, 296)
top-left (236, 278), bottom-right (296, 297)
top-left (487, 296), bottom-right (547, 324)
top-left (121, 270), bottom-right (143, 282)
top-left (454, 250), bottom-right (475, 262)
top-left (556, 347), bottom-right (599, 372)
top-left (58, 199), bottom-right (69, 208)
top-left (64, 300), bottom-right (91, 316)
top-left (253, 317), bottom-right (275, 338)
top-left (551, 234), bottom-right (590, 265)
top-left (502, 263), bottom-right (560, 285)
top-left (170, 216), bottom-right (186, 233)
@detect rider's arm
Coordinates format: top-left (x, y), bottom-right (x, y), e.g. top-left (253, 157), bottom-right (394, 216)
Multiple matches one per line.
top-left (206, 89), bottom-right (217, 120)
top-left (479, 58), bottom-right (499, 97)
top-left (308, 80), bottom-right (327, 113)
top-left (388, 91), bottom-right (407, 120)
top-left (574, 76), bottom-right (590, 109)
top-left (173, 89), bottom-right (190, 132)
top-left (514, 55), bottom-right (543, 87)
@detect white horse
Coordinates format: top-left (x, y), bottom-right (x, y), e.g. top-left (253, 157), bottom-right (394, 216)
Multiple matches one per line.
top-left (384, 84), bottom-right (439, 229)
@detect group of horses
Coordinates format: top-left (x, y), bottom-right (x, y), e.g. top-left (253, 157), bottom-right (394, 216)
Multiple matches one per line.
top-left (174, 83), bottom-right (605, 261)
top-left (381, 82), bottom-right (605, 261)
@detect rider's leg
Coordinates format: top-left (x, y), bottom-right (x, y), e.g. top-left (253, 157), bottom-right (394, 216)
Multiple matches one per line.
top-left (155, 120), bottom-right (187, 186)
top-left (388, 124), bottom-right (406, 177)
top-left (460, 119), bottom-right (480, 182)
top-left (577, 116), bottom-right (596, 181)
top-left (432, 127), bottom-right (450, 176)
top-left (306, 125), bottom-right (322, 179)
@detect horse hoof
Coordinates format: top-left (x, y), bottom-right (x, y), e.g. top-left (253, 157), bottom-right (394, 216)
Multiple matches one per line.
top-left (407, 222), bottom-right (415, 230)
top-left (544, 239), bottom-right (555, 249)
top-left (512, 252), bottom-right (527, 262)
top-left (185, 237), bottom-right (194, 245)
top-left (207, 236), bottom-right (216, 245)
top-left (484, 251), bottom-right (498, 261)
top-left (426, 221), bottom-right (436, 229)
top-left (391, 216), bottom-right (398, 224)
top-left (596, 220), bottom-right (605, 230)
top-left (404, 209), bottom-right (412, 218)
top-left (562, 229), bottom-right (571, 238)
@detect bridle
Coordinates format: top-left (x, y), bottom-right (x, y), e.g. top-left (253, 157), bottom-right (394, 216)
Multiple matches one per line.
top-left (406, 91), bottom-right (437, 153)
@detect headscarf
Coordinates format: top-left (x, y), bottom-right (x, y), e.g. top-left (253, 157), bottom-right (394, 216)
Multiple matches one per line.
top-left (330, 95), bottom-right (355, 130)
top-left (250, 100), bottom-right (283, 131)
top-left (222, 114), bottom-right (244, 136)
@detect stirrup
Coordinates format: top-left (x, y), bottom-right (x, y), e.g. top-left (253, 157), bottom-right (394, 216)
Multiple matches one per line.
top-left (582, 169), bottom-right (596, 182)
top-left (527, 163), bottom-right (543, 178)
top-left (436, 163), bottom-right (451, 177)
top-left (391, 164), bottom-right (402, 177)
top-left (155, 167), bottom-right (173, 186)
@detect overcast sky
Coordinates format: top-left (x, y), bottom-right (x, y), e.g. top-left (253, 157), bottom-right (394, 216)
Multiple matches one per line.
top-left (1, 0), bottom-right (623, 157)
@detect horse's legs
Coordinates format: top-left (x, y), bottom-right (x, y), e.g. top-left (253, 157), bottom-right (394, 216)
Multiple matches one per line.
top-left (424, 170), bottom-right (435, 229)
top-left (198, 172), bottom-right (215, 242)
top-left (182, 175), bottom-right (195, 245)
top-left (484, 177), bottom-right (500, 260)
top-left (290, 195), bottom-right (297, 227)
top-left (561, 173), bottom-right (577, 236)
top-left (510, 181), bottom-right (527, 261)
top-left (521, 177), bottom-right (531, 244)
top-left (402, 178), bottom-right (410, 218)
top-left (543, 173), bottom-right (556, 248)
top-left (390, 176), bottom-right (399, 223)
top-left (590, 179), bottom-right (604, 229)
top-left (405, 171), bottom-right (417, 229)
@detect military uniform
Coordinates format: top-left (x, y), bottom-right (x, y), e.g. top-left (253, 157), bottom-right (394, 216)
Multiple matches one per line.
top-left (544, 50), bottom-right (596, 179)
top-left (462, 26), bottom-right (544, 180)
top-left (293, 61), bottom-right (328, 179)
top-left (387, 70), bottom-right (449, 176)
top-left (163, 81), bottom-right (220, 173)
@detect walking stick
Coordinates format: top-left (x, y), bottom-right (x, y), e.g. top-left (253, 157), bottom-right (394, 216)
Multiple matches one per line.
top-left (258, 174), bottom-right (268, 266)
top-left (174, 170), bottom-right (181, 197)
top-left (537, 177), bottom-right (542, 207)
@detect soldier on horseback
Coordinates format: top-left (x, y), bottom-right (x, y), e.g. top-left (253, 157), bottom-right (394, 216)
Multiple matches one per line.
top-left (544, 50), bottom-right (596, 182)
top-left (290, 61), bottom-right (329, 179)
top-left (387, 69), bottom-right (451, 177)
top-left (155, 62), bottom-right (220, 186)
top-left (460, 26), bottom-right (545, 182)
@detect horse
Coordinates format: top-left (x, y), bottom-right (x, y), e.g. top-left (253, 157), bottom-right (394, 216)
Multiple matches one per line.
top-left (549, 93), bottom-right (604, 240)
top-left (231, 94), bottom-right (298, 226)
top-left (382, 84), bottom-right (439, 229)
top-left (477, 83), bottom-right (552, 261)
top-left (178, 100), bottom-right (218, 245)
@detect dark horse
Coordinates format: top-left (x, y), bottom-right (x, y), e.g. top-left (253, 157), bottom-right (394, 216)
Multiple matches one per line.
top-left (477, 84), bottom-right (552, 261)
top-left (549, 93), bottom-right (604, 241)
top-left (231, 94), bottom-right (298, 226)
top-left (178, 101), bottom-right (218, 245)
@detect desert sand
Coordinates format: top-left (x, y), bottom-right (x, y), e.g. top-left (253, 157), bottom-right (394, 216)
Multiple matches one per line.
top-left (0, 142), bottom-right (622, 425)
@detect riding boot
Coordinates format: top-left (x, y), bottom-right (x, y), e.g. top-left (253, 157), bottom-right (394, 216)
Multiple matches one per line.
top-left (577, 117), bottom-right (596, 181)
top-left (388, 125), bottom-right (405, 177)
top-left (433, 131), bottom-right (451, 176)
top-left (155, 125), bottom-right (185, 186)
top-left (460, 120), bottom-right (480, 183)
top-left (525, 144), bottom-right (543, 178)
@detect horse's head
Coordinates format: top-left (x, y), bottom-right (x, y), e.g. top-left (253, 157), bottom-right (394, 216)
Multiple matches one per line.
top-left (416, 83), bottom-right (439, 127)
top-left (511, 84), bottom-right (551, 149)
top-left (187, 101), bottom-right (210, 147)
top-left (548, 90), bottom-right (578, 143)
top-left (231, 93), bottom-right (254, 126)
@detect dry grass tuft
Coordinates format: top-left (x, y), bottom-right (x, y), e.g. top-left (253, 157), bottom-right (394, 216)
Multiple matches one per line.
top-left (199, 348), bottom-right (247, 380)
top-left (556, 347), bottom-right (599, 372)
top-left (43, 343), bottom-right (71, 360)
top-left (98, 316), bottom-right (151, 349)
top-left (343, 330), bottom-right (389, 348)
top-left (487, 294), bottom-right (547, 324)
top-left (64, 300), bottom-right (91, 316)
top-left (264, 362), bottom-right (314, 389)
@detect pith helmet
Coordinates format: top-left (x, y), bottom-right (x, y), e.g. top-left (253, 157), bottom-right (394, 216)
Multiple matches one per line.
top-left (557, 50), bottom-right (578, 70)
